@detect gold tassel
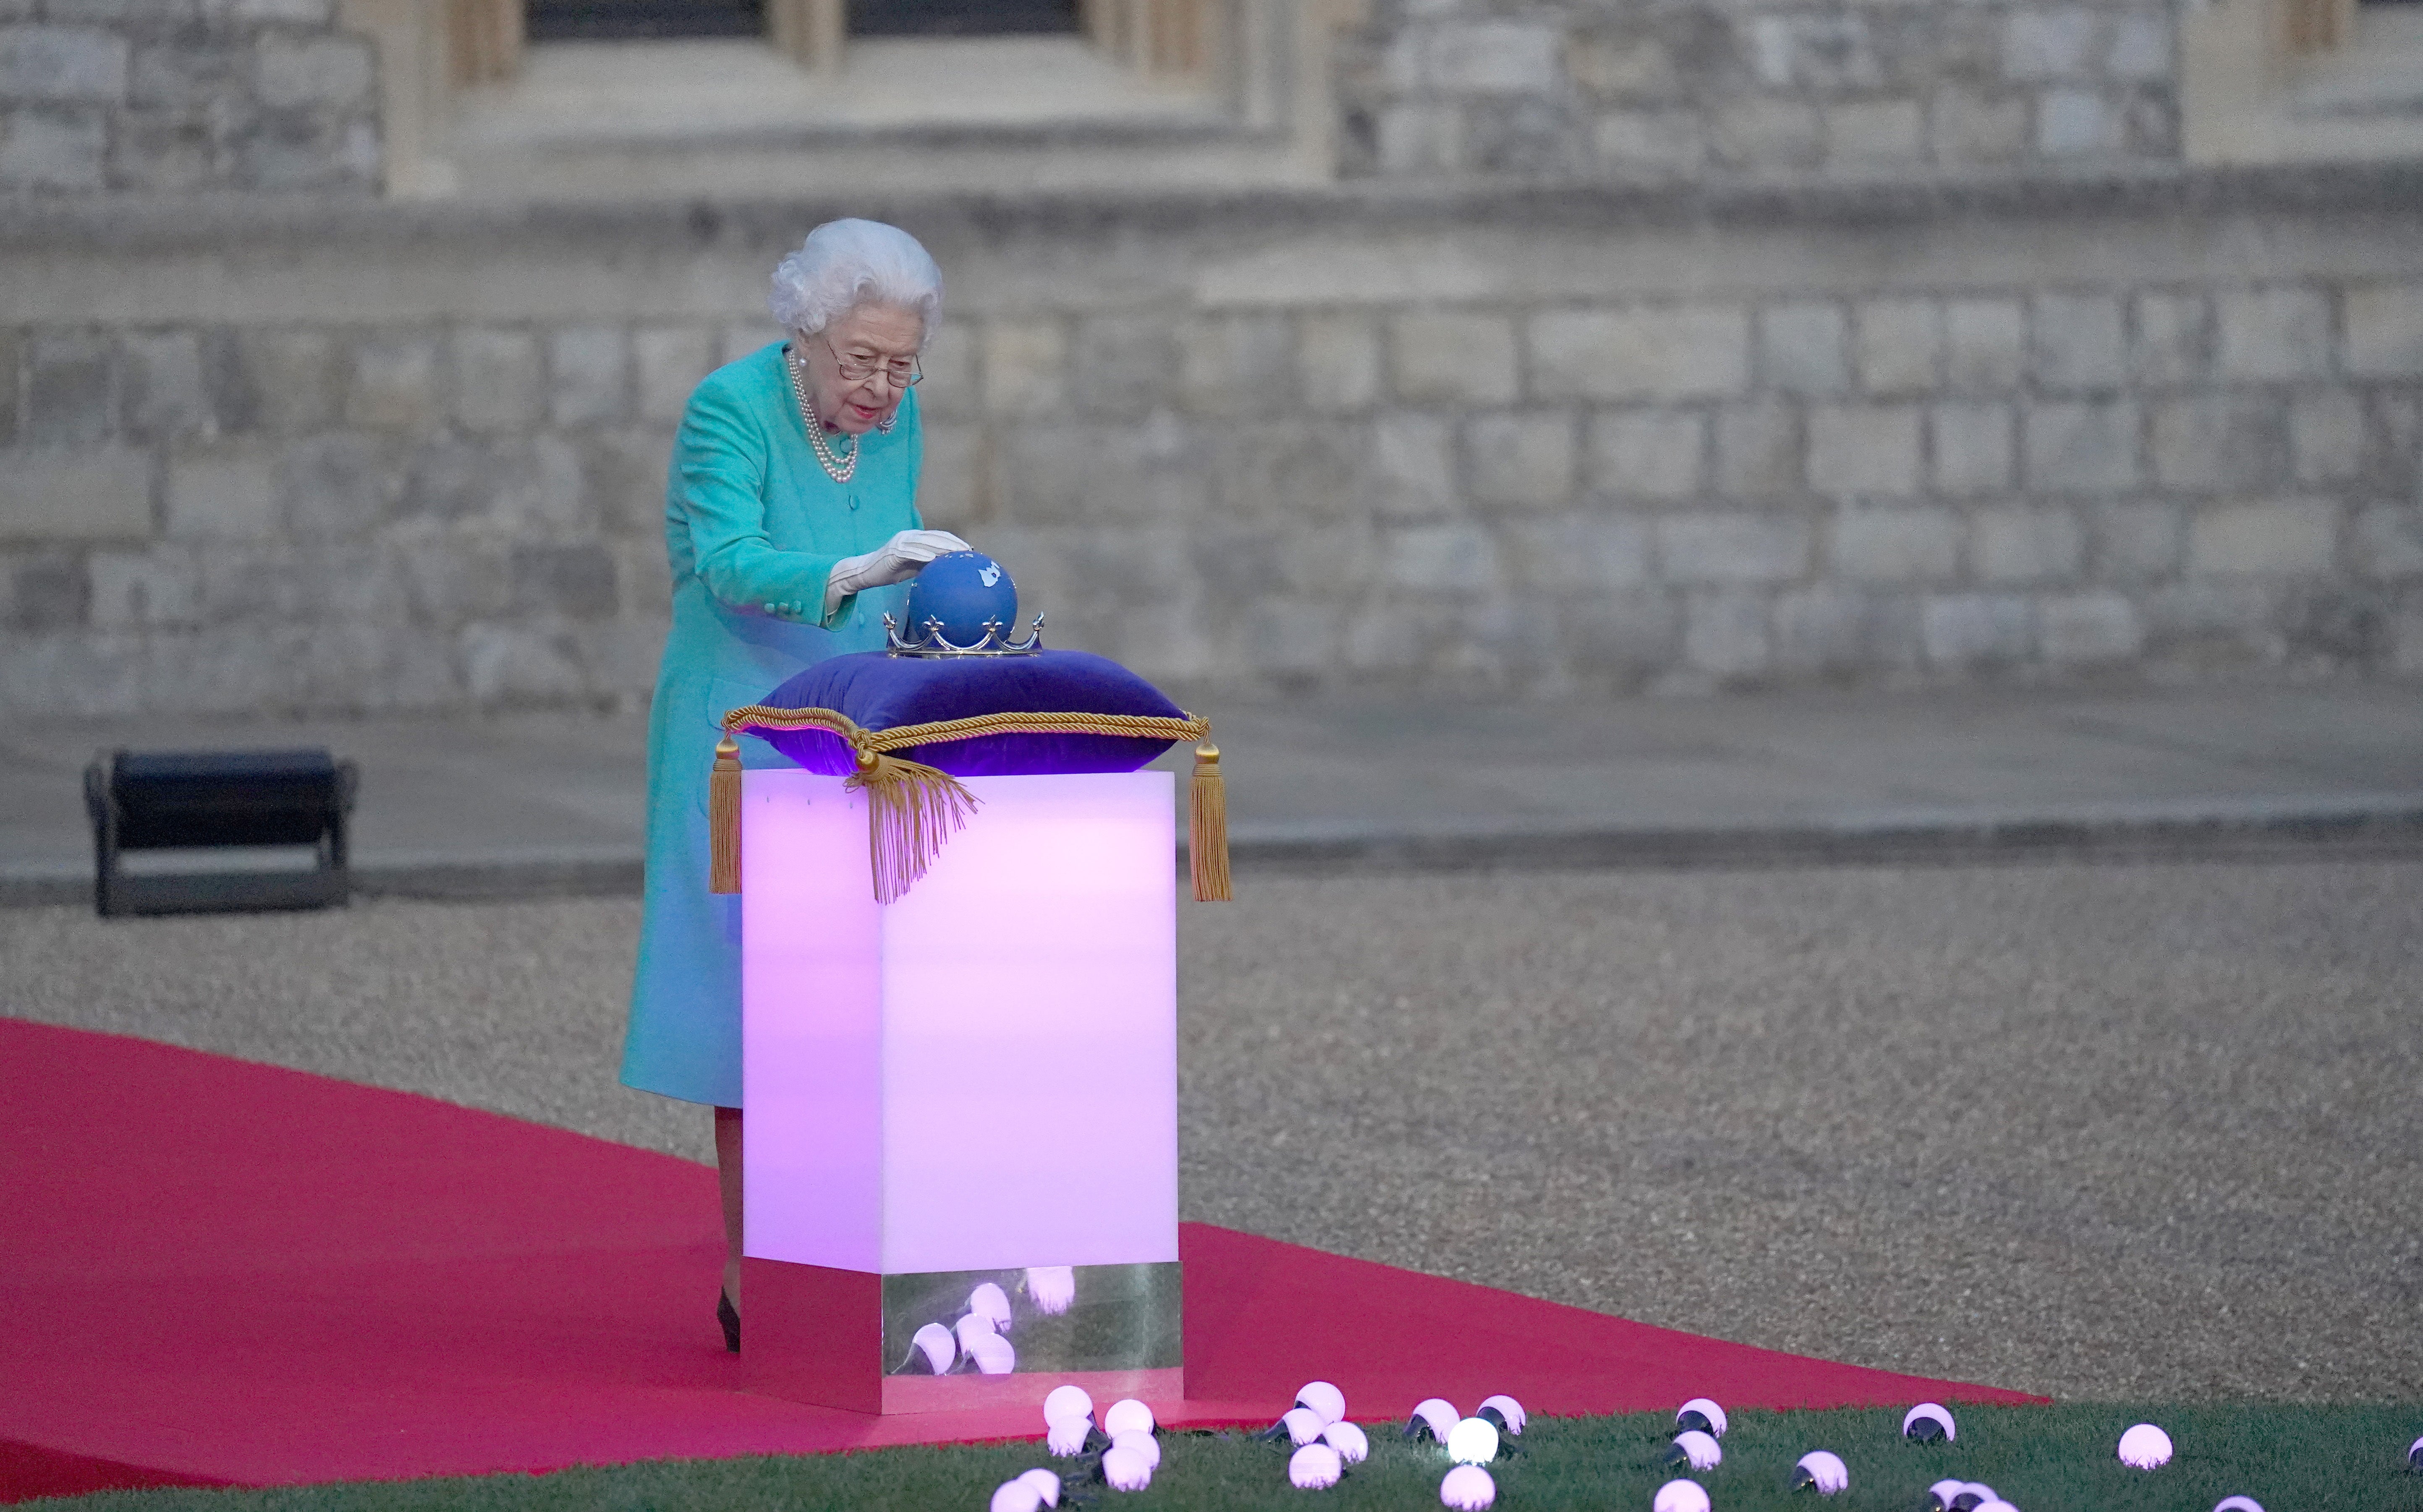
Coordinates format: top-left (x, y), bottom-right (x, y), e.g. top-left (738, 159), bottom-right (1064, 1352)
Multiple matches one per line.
top-left (1190, 741), bottom-right (1231, 902)
top-left (846, 748), bottom-right (979, 905)
top-left (709, 735), bottom-right (743, 894)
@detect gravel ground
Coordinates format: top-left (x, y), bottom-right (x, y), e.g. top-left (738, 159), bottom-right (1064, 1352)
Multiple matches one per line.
top-left (5, 859), bottom-right (2418, 1404)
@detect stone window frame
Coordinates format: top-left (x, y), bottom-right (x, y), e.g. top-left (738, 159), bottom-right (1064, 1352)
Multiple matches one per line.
top-left (338, 0), bottom-right (1333, 198)
top-left (2182, 0), bottom-right (2423, 163)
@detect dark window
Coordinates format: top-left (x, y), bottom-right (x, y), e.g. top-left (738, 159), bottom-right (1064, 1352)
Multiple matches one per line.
top-left (850, 0), bottom-right (1079, 35)
top-left (527, 0), bottom-right (765, 40)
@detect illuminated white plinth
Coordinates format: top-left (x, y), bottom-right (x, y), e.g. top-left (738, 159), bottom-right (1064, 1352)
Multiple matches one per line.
top-left (739, 768), bottom-right (1180, 1413)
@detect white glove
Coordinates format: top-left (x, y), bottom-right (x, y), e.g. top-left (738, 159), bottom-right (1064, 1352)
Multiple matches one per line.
top-left (822, 529), bottom-right (970, 617)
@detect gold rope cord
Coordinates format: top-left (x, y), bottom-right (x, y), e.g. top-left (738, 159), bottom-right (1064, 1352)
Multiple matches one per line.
top-left (721, 705), bottom-right (1212, 750)
top-left (708, 705), bottom-right (1224, 904)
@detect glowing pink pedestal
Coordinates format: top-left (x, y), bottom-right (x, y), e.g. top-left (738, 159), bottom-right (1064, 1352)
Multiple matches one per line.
top-left (739, 768), bottom-right (1180, 1415)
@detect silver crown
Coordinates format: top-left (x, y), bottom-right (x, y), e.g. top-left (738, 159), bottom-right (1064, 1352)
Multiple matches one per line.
top-left (883, 612), bottom-right (1046, 658)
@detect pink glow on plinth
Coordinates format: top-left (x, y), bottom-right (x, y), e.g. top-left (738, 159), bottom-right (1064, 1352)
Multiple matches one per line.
top-left (741, 770), bottom-right (1179, 1276)
top-left (881, 1367), bottom-right (1184, 1415)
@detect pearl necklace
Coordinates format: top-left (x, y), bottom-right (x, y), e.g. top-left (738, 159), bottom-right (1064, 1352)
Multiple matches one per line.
top-left (785, 345), bottom-right (859, 484)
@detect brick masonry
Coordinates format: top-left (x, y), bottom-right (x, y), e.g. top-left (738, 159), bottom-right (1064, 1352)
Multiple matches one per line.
top-left (7, 0), bottom-right (2184, 198)
top-left (0, 0), bottom-right (377, 194)
top-left (2, 181), bottom-right (2420, 715)
top-left (1336, 0), bottom-right (2175, 179)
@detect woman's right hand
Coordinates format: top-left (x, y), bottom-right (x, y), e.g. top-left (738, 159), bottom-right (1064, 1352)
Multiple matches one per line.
top-left (823, 529), bottom-right (971, 614)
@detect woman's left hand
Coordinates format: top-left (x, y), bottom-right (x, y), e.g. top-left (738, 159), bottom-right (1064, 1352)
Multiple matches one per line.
top-left (822, 529), bottom-right (971, 614)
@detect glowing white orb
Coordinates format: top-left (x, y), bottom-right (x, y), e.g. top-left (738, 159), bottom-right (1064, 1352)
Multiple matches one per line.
top-left (1903, 1402), bottom-right (1957, 1442)
top-left (2118, 1423), bottom-right (2173, 1469)
top-left (2212, 1499), bottom-right (2265, 1512)
top-left (1412, 1399), bottom-right (1460, 1443)
top-left (1677, 1397), bottom-right (1728, 1437)
top-left (1447, 1417), bottom-right (1500, 1465)
top-left (1651, 1478), bottom-right (1711, 1512)
top-left (1046, 1416), bottom-right (1092, 1457)
top-left (989, 1481), bottom-right (1044, 1512)
top-left (1478, 1394), bottom-right (1526, 1436)
top-left (955, 1313), bottom-right (998, 1355)
top-left (967, 1332), bottom-right (1016, 1375)
top-left (1955, 1482), bottom-right (1997, 1509)
top-left (1440, 1464), bottom-right (1497, 1510)
top-left (1322, 1421), bottom-right (1369, 1463)
top-left (1101, 1444), bottom-right (1151, 1491)
top-left (911, 1322), bottom-right (955, 1375)
top-left (970, 1282), bottom-right (1014, 1332)
top-left (1297, 1380), bottom-right (1348, 1425)
top-left (1016, 1467), bottom-right (1062, 1506)
top-left (1026, 1266), bottom-right (1077, 1316)
top-left (1110, 1430), bottom-right (1159, 1470)
top-left (1104, 1398), bottom-right (1156, 1438)
top-left (1926, 1478), bottom-right (1966, 1512)
top-left (1282, 1407), bottom-right (1326, 1446)
top-left (1671, 1429), bottom-right (1722, 1470)
top-left (1290, 1444), bottom-right (1344, 1488)
top-left (2410, 1434), bottom-right (2423, 1470)
top-left (1043, 1385), bottom-right (1095, 1427)
top-left (1795, 1449), bottom-right (1849, 1494)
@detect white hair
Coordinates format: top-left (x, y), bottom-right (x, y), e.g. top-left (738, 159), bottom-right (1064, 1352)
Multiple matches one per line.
top-left (768, 219), bottom-right (943, 344)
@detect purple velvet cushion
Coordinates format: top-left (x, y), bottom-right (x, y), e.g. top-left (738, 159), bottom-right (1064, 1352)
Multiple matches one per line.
top-left (745, 650), bottom-right (1188, 776)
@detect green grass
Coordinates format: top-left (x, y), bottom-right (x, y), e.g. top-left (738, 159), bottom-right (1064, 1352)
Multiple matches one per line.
top-left (39, 1403), bottom-right (2423, 1512)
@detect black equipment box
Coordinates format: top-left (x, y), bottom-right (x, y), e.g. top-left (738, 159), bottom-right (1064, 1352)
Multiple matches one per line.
top-left (83, 749), bottom-right (359, 917)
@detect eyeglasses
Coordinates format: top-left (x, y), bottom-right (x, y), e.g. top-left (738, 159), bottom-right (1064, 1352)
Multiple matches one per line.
top-left (820, 334), bottom-right (922, 389)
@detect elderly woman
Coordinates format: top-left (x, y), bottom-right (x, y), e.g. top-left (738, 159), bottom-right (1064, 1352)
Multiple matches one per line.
top-left (620, 219), bottom-right (964, 1352)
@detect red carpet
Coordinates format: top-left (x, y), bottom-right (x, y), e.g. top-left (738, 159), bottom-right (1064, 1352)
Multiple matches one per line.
top-left (0, 1018), bottom-right (2040, 1502)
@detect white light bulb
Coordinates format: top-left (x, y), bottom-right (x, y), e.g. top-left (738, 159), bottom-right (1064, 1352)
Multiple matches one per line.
top-left (1447, 1417), bottom-right (1499, 1465)
top-left (1412, 1398), bottom-right (1460, 1443)
top-left (956, 1313), bottom-right (998, 1354)
top-left (2118, 1423), bottom-right (2172, 1469)
top-left (967, 1332), bottom-right (1015, 1375)
top-left (1795, 1449), bottom-right (1849, 1494)
top-left (1677, 1397), bottom-right (1728, 1437)
top-left (1927, 1478), bottom-right (1967, 1512)
top-left (1289, 1444), bottom-right (1344, 1488)
top-left (1903, 1402), bottom-right (1957, 1442)
top-left (1104, 1398), bottom-right (1156, 1438)
top-left (1046, 1415), bottom-right (1092, 1457)
top-left (911, 1321), bottom-right (955, 1375)
top-left (1439, 1464), bottom-right (1497, 1510)
top-left (1016, 1468), bottom-right (1062, 1506)
top-left (1282, 1407), bottom-right (1326, 1447)
top-left (970, 1282), bottom-right (1014, 1332)
top-left (1652, 1478), bottom-right (1711, 1512)
top-left (989, 1481), bottom-right (1044, 1512)
top-left (1322, 1421), bottom-right (1370, 1464)
top-left (1110, 1431), bottom-right (1159, 1470)
top-left (1043, 1385), bottom-right (1095, 1427)
top-left (1026, 1266), bottom-right (1076, 1315)
top-left (2213, 1499), bottom-right (2265, 1512)
top-left (1297, 1380), bottom-right (1347, 1425)
top-left (1101, 1445), bottom-right (1151, 1491)
top-left (1671, 1430), bottom-right (1722, 1470)
top-left (1478, 1394), bottom-right (1526, 1436)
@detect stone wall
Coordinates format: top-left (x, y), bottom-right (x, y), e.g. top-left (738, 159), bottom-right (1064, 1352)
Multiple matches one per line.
top-left (2, 172), bottom-right (2421, 716)
top-left (1334, 0), bottom-right (2175, 179)
top-left (0, 0), bottom-right (377, 194)
top-left (0, 0), bottom-right (2182, 198)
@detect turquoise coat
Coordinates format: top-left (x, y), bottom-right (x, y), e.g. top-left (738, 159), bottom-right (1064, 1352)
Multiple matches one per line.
top-left (620, 343), bottom-right (924, 1108)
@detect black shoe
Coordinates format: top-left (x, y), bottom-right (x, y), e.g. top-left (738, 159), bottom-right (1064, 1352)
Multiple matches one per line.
top-left (717, 1290), bottom-right (740, 1353)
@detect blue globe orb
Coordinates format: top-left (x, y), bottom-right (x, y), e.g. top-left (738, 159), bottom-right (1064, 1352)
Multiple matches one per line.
top-left (905, 550), bottom-right (1018, 646)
